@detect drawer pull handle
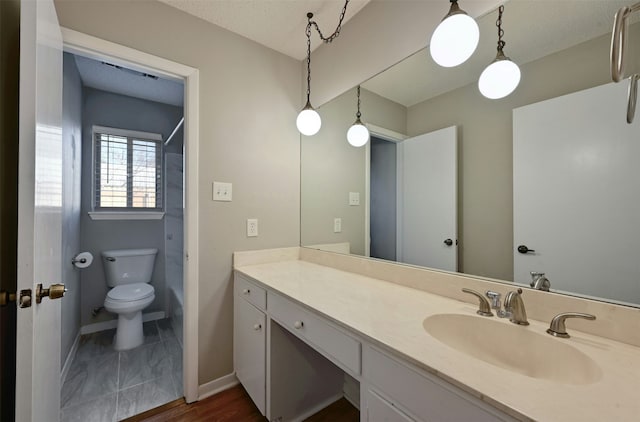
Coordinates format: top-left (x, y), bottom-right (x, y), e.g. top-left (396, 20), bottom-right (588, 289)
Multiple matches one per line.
top-left (253, 323), bottom-right (262, 331)
top-left (294, 320), bottom-right (304, 329)
top-left (243, 288), bottom-right (250, 295)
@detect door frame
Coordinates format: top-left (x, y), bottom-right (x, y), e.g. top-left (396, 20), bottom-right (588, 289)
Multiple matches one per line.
top-left (366, 124), bottom-right (406, 259)
top-left (61, 28), bottom-right (200, 403)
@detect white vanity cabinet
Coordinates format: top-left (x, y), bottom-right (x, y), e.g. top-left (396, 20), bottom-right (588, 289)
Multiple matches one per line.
top-left (362, 345), bottom-right (516, 422)
top-left (233, 276), bottom-right (267, 415)
top-left (234, 272), bottom-right (518, 422)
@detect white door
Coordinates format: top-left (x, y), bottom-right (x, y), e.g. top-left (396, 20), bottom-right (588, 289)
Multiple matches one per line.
top-left (15, 0), bottom-right (64, 420)
top-left (398, 126), bottom-right (457, 271)
top-left (514, 82), bottom-right (640, 305)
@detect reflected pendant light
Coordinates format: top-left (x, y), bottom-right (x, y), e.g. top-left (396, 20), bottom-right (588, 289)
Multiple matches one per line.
top-left (478, 5), bottom-right (521, 99)
top-left (297, 2), bottom-right (351, 136)
top-left (347, 86), bottom-right (370, 147)
top-left (430, 0), bottom-right (480, 68)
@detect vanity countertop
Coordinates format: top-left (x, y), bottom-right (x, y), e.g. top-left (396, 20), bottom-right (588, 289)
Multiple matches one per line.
top-left (235, 258), bottom-right (640, 422)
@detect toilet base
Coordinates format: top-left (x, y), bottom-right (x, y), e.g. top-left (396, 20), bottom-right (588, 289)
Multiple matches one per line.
top-left (113, 310), bottom-right (144, 351)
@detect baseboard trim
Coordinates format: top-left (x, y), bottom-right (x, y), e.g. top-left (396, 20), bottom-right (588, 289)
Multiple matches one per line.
top-left (198, 373), bottom-right (239, 401)
top-left (80, 311), bottom-right (165, 335)
top-left (61, 332), bottom-right (80, 385)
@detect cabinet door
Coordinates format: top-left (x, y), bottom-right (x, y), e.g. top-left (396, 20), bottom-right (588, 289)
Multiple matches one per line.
top-left (234, 295), bottom-right (266, 415)
top-left (366, 389), bottom-right (415, 422)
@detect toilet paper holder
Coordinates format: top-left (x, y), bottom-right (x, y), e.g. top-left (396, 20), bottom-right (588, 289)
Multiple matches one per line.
top-left (71, 256), bottom-right (87, 265)
top-left (71, 252), bottom-right (93, 268)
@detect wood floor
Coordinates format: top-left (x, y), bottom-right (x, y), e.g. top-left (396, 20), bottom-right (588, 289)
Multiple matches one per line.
top-left (123, 384), bottom-right (359, 422)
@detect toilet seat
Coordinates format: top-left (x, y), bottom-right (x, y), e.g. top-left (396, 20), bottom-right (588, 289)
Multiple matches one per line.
top-left (107, 283), bottom-right (154, 302)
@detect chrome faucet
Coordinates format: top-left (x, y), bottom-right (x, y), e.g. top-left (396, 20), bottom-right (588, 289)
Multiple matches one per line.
top-left (461, 288), bottom-right (493, 316)
top-left (504, 288), bottom-right (529, 326)
top-left (546, 312), bottom-right (596, 338)
top-left (485, 290), bottom-right (510, 318)
top-left (530, 271), bottom-right (550, 291)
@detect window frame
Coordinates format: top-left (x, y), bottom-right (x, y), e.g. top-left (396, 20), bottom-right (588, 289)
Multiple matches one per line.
top-left (89, 125), bottom-right (165, 220)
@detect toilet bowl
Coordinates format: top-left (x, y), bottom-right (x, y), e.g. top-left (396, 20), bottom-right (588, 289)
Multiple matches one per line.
top-left (102, 248), bottom-right (158, 351)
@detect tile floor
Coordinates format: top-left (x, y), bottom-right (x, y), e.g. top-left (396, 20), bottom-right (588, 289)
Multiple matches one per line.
top-left (60, 319), bottom-right (183, 422)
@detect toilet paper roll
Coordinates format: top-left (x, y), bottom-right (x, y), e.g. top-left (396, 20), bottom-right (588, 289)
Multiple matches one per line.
top-left (72, 252), bottom-right (93, 269)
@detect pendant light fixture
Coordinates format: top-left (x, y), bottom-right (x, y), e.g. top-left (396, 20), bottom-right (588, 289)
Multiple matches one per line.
top-left (347, 86), bottom-right (370, 147)
top-left (430, 0), bottom-right (480, 68)
top-left (297, 1), bottom-right (351, 136)
top-left (478, 5), bottom-right (521, 99)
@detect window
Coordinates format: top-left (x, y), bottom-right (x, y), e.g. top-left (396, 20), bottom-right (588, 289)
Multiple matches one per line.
top-left (92, 126), bottom-right (163, 217)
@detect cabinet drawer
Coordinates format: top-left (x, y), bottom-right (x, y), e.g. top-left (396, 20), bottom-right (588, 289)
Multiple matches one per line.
top-left (363, 345), bottom-right (514, 422)
top-left (235, 274), bottom-right (266, 311)
top-left (366, 389), bottom-right (415, 422)
top-left (269, 292), bottom-right (361, 375)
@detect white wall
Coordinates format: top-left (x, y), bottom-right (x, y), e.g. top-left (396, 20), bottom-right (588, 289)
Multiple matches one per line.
top-left (54, 0), bottom-right (301, 385)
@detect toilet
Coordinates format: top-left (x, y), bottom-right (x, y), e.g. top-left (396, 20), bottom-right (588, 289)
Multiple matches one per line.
top-left (102, 248), bottom-right (158, 351)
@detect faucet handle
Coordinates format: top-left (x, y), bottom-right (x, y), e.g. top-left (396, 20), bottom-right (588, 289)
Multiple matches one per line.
top-left (462, 288), bottom-right (493, 317)
top-left (485, 291), bottom-right (501, 309)
top-left (546, 312), bottom-right (596, 338)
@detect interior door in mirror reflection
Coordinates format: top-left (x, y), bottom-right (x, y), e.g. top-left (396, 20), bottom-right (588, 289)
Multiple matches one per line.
top-left (514, 82), bottom-right (640, 306)
top-left (398, 126), bottom-right (457, 272)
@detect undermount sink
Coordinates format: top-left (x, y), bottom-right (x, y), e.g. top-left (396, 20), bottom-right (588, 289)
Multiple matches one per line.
top-left (423, 314), bottom-right (602, 385)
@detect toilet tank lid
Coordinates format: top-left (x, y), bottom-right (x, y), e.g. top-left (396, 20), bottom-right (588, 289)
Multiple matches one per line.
top-left (101, 248), bottom-right (158, 258)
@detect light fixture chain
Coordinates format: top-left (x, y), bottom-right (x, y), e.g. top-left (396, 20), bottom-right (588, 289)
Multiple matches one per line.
top-left (306, 21), bottom-right (312, 103)
top-left (496, 5), bottom-right (505, 51)
top-left (356, 85), bottom-right (362, 119)
top-left (309, 0), bottom-right (350, 44)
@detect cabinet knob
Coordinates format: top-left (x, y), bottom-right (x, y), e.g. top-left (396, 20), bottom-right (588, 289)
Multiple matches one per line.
top-left (243, 288), bottom-right (250, 295)
top-left (293, 320), bottom-right (304, 329)
top-left (253, 323), bottom-right (262, 331)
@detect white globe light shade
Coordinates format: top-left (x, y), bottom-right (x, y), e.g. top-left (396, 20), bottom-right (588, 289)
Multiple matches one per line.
top-left (430, 14), bottom-right (479, 67)
top-left (296, 108), bottom-right (322, 136)
top-left (347, 123), bottom-right (370, 147)
top-left (478, 58), bottom-right (521, 99)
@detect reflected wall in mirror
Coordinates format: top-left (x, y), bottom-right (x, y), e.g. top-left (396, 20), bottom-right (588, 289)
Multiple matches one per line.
top-left (301, 0), bottom-right (640, 307)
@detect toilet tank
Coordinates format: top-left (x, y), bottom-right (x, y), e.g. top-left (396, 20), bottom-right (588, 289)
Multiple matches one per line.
top-left (102, 248), bottom-right (158, 287)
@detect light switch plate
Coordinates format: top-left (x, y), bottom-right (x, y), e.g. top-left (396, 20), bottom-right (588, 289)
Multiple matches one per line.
top-left (349, 192), bottom-right (360, 206)
top-left (213, 182), bottom-right (232, 201)
top-left (334, 218), bottom-right (342, 233)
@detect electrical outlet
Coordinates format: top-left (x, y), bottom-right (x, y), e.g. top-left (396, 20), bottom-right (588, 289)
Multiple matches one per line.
top-left (349, 192), bottom-right (360, 206)
top-left (247, 219), bottom-right (258, 237)
top-left (334, 218), bottom-right (342, 233)
top-left (213, 182), bottom-right (232, 201)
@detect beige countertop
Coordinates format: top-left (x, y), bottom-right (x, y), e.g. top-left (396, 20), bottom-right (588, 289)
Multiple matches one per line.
top-left (235, 259), bottom-right (640, 422)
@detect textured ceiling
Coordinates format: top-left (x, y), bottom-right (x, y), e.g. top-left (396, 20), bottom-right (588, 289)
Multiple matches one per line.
top-left (157, 0), bottom-right (370, 60)
top-left (74, 55), bottom-right (184, 107)
top-left (362, 0), bottom-right (633, 107)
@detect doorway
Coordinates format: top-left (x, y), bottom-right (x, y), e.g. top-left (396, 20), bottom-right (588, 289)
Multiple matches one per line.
top-left (56, 28), bottom-right (199, 420)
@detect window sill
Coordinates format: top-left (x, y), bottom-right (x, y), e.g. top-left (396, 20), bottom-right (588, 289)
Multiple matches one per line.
top-left (88, 211), bottom-right (165, 221)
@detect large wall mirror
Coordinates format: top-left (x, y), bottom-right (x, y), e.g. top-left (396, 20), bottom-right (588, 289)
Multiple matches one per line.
top-left (301, 0), bottom-right (640, 308)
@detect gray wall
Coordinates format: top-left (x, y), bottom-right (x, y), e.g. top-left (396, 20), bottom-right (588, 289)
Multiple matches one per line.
top-left (61, 53), bottom-right (83, 366)
top-left (79, 87), bottom-right (183, 326)
top-left (55, 0), bottom-right (299, 385)
top-left (370, 136), bottom-right (396, 261)
top-left (301, 87), bottom-right (405, 254)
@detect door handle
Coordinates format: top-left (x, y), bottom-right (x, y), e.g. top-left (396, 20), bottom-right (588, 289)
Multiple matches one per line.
top-left (0, 289), bottom-right (32, 308)
top-left (444, 238), bottom-right (454, 246)
top-left (517, 245), bottom-right (535, 254)
top-left (35, 283), bottom-right (66, 304)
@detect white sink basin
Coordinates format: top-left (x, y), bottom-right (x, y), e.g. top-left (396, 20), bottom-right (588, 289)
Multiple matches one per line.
top-left (423, 314), bottom-right (602, 385)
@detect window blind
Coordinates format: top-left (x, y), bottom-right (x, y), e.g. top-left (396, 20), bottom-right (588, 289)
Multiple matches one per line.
top-left (94, 132), bottom-right (163, 210)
